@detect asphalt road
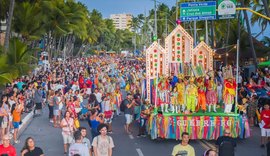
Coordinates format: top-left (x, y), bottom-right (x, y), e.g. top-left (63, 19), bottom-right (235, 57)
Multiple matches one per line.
top-left (13, 106), bottom-right (267, 156)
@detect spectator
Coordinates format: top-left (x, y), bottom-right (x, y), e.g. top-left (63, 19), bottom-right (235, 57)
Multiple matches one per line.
top-left (34, 86), bottom-right (43, 116)
top-left (137, 100), bottom-right (152, 137)
top-left (92, 123), bottom-right (114, 156)
top-left (247, 95), bottom-right (258, 126)
top-left (47, 90), bottom-right (55, 123)
top-left (61, 111), bottom-right (75, 154)
top-left (11, 97), bottom-right (24, 144)
top-left (204, 149), bottom-right (217, 156)
top-left (53, 91), bottom-right (62, 128)
top-left (69, 130), bottom-right (90, 156)
top-left (21, 137), bottom-right (44, 156)
top-left (88, 109), bottom-right (104, 141)
top-left (0, 95), bottom-right (9, 140)
top-left (123, 93), bottom-right (136, 134)
top-left (260, 103), bottom-right (270, 148)
top-left (0, 135), bottom-right (16, 156)
top-left (171, 132), bottom-right (195, 156)
top-left (215, 129), bottom-right (236, 156)
top-left (79, 127), bottom-right (92, 156)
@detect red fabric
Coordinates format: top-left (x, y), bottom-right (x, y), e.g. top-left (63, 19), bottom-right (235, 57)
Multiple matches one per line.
top-left (104, 110), bottom-right (113, 119)
top-left (261, 109), bottom-right (270, 129)
top-left (0, 145), bottom-right (16, 156)
top-left (86, 79), bottom-right (92, 88)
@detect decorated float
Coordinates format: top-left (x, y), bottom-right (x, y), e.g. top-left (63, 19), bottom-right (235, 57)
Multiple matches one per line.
top-left (145, 22), bottom-right (250, 140)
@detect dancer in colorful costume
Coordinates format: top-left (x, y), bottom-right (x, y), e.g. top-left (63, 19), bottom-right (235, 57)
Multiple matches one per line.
top-left (158, 75), bottom-right (170, 113)
top-left (206, 72), bottom-right (218, 112)
top-left (223, 66), bottom-right (236, 113)
top-left (185, 76), bottom-right (198, 113)
top-left (170, 87), bottom-right (178, 113)
top-left (196, 77), bottom-right (206, 112)
top-left (176, 74), bottom-right (185, 113)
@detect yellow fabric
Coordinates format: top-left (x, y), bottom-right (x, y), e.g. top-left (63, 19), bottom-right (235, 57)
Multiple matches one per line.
top-left (176, 83), bottom-right (185, 105)
top-left (74, 118), bottom-right (80, 129)
top-left (171, 144), bottom-right (195, 156)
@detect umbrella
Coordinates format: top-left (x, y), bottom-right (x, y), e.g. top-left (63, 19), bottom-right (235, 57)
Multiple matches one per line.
top-left (258, 60), bottom-right (270, 67)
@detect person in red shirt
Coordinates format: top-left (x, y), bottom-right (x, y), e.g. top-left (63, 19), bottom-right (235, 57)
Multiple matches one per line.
top-left (260, 103), bottom-right (270, 147)
top-left (0, 135), bottom-right (16, 156)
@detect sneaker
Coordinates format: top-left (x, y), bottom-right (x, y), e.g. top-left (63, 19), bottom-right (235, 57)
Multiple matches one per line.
top-left (260, 144), bottom-right (265, 148)
top-left (14, 140), bottom-right (20, 144)
top-left (108, 131), bottom-right (113, 134)
top-left (137, 134), bottom-right (141, 138)
top-left (141, 134), bottom-right (147, 137)
top-left (49, 119), bottom-right (53, 123)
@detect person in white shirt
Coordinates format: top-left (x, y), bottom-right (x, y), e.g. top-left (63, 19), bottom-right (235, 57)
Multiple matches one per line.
top-left (94, 88), bottom-right (102, 104)
top-left (69, 131), bottom-right (90, 156)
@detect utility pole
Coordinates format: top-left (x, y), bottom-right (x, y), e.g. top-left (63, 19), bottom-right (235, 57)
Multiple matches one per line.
top-left (176, 0), bottom-right (178, 21)
top-left (154, 0), bottom-right (157, 38)
top-left (205, 20), bottom-right (209, 44)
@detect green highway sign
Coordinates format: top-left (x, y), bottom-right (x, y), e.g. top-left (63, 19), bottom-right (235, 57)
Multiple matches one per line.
top-left (180, 1), bottom-right (216, 21)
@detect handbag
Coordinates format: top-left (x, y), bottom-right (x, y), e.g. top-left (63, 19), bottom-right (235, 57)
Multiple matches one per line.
top-left (74, 118), bottom-right (80, 129)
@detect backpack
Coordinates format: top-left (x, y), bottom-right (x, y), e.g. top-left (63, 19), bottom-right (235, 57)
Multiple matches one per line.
top-left (219, 140), bottom-right (235, 156)
top-left (120, 99), bottom-right (128, 112)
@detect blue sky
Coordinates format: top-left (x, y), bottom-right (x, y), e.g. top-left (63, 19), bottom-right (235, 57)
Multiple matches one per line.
top-left (78, 0), bottom-right (269, 40)
top-left (78, 0), bottom-right (174, 18)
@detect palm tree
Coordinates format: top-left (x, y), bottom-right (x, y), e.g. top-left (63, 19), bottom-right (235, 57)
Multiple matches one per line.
top-left (251, 0), bottom-right (270, 38)
top-left (13, 1), bottom-right (45, 42)
top-left (4, 0), bottom-right (15, 51)
top-left (0, 38), bottom-right (36, 86)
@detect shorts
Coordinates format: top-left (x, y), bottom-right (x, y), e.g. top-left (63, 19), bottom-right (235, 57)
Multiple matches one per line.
top-left (104, 118), bottom-right (112, 124)
top-left (62, 132), bottom-right (74, 144)
top-left (35, 103), bottom-right (42, 109)
top-left (1, 121), bottom-right (8, 128)
top-left (261, 128), bottom-right (270, 137)
top-left (125, 114), bottom-right (133, 124)
top-left (13, 122), bottom-right (20, 129)
top-left (54, 110), bottom-right (60, 116)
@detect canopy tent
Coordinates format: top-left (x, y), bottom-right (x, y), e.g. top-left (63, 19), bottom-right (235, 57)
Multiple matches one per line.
top-left (258, 60), bottom-right (270, 67)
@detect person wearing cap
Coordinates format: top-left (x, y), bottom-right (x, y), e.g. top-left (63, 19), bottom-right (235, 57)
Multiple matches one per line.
top-left (92, 123), bottom-right (114, 156)
top-left (0, 134), bottom-right (16, 156)
top-left (123, 93), bottom-right (136, 134)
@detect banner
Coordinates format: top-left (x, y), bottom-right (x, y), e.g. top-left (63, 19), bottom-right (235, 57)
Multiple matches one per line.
top-left (148, 114), bottom-right (250, 140)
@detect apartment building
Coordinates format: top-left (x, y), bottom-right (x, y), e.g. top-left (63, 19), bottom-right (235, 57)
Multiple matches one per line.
top-left (110, 13), bottom-right (132, 30)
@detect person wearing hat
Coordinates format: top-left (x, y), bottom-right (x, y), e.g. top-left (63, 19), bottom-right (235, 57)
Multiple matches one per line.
top-left (92, 123), bottom-right (114, 156)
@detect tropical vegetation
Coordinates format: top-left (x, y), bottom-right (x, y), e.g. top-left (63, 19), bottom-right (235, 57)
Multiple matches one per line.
top-left (0, 0), bottom-right (269, 86)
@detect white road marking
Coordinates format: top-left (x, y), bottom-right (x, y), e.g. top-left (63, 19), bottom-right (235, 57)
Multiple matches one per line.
top-left (129, 134), bottom-right (134, 139)
top-left (136, 148), bottom-right (144, 156)
top-left (201, 140), bottom-right (216, 150)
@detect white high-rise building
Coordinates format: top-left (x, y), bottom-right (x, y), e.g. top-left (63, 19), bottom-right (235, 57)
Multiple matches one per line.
top-left (110, 13), bottom-right (132, 30)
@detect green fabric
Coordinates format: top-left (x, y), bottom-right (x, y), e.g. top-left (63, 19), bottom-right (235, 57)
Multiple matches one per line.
top-left (258, 60), bottom-right (270, 67)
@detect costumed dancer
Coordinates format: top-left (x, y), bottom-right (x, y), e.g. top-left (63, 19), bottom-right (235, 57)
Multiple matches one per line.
top-left (170, 87), bottom-right (178, 113)
top-left (196, 76), bottom-right (207, 113)
top-left (206, 71), bottom-right (218, 112)
top-left (185, 76), bottom-right (198, 113)
top-left (158, 75), bottom-right (170, 113)
top-left (176, 74), bottom-right (186, 113)
top-left (223, 66), bottom-right (236, 113)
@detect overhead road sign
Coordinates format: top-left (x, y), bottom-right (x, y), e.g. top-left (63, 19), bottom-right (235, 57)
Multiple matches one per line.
top-left (180, 1), bottom-right (217, 21)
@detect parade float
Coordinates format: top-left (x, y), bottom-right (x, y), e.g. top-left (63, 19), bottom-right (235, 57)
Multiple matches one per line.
top-left (145, 22), bottom-right (250, 140)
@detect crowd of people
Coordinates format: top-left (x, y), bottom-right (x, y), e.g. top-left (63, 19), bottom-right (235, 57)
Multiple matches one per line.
top-left (0, 54), bottom-right (269, 156)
